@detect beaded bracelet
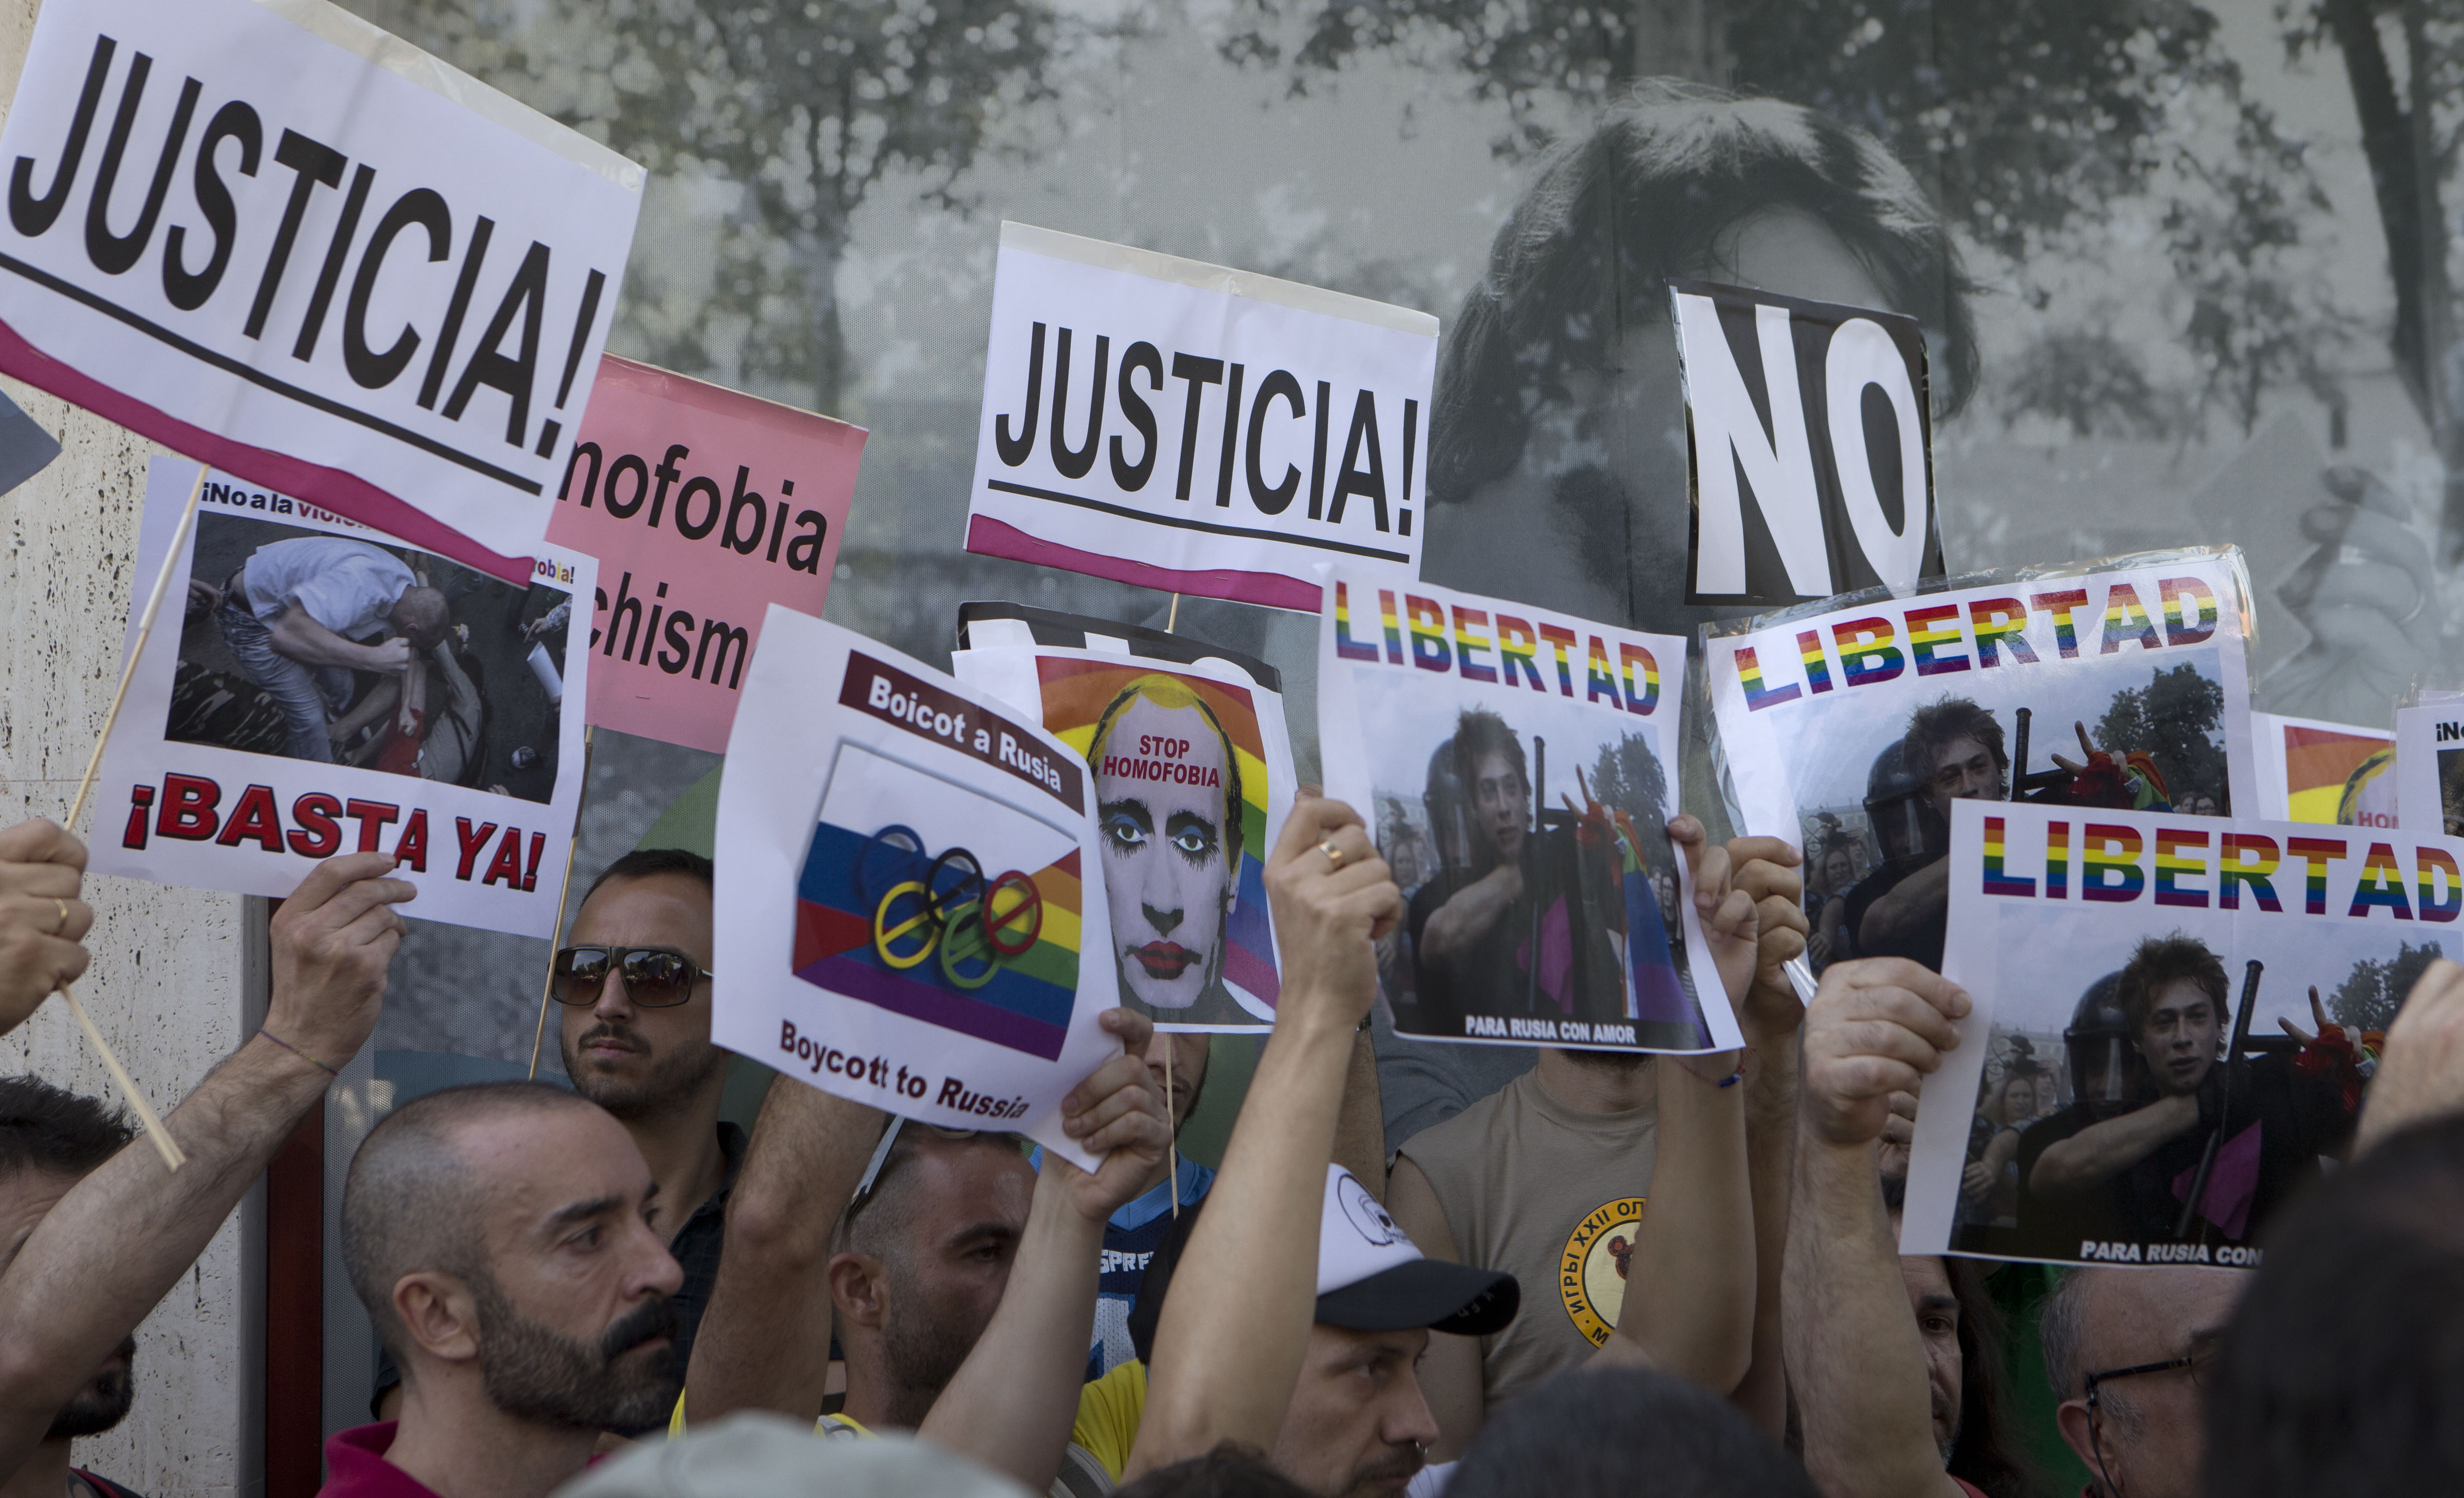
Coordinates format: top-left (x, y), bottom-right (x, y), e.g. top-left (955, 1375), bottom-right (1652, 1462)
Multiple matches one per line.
top-left (258, 1026), bottom-right (338, 1077)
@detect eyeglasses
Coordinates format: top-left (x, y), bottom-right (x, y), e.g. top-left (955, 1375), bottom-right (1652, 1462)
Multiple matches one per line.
top-left (550, 946), bottom-right (714, 1008)
top-left (2082, 1332), bottom-right (2224, 1497)
top-left (2084, 1331), bottom-right (2223, 1403)
top-left (843, 1118), bottom-right (987, 1223)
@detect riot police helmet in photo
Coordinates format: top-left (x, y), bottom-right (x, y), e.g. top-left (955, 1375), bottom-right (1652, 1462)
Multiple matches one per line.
top-left (1862, 739), bottom-right (1939, 863)
top-left (2063, 971), bottom-right (2139, 1112)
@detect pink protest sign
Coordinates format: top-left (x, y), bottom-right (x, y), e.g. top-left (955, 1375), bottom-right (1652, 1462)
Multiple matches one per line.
top-left (549, 356), bottom-right (865, 751)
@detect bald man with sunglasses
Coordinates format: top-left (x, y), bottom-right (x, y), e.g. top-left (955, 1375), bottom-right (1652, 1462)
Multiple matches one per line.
top-left (376, 848), bottom-right (736, 1430)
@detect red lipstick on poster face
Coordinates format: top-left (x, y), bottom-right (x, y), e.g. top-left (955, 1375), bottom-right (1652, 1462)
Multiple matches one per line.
top-left (1132, 942), bottom-right (1197, 980)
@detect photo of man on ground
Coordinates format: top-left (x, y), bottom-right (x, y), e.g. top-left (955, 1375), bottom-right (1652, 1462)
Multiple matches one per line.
top-left (170, 512), bottom-right (569, 803)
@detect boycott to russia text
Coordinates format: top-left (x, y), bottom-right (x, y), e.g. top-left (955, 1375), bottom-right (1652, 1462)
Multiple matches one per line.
top-left (779, 1020), bottom-right (1030, 1120)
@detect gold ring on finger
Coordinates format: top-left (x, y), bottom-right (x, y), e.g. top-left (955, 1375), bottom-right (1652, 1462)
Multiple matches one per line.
top-left (1319, 840), bottom-right (1345, 870)
top-left (53, 899), bottom-right (69, 936)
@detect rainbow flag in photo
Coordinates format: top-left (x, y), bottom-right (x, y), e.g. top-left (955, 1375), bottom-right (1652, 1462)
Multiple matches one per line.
top-left (1613, 820), bottom-right (1705, 1040)
top-left (792, 820), bottom-right (1083, 1060)
top-left (2283, 722), bottom-right (2394, 825)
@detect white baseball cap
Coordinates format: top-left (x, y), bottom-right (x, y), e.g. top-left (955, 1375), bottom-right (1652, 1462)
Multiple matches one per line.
top-left (1128, 1164), bottom-right (1520, 1360)
top-left (1310, 1164), bottom-right (1519, 1336)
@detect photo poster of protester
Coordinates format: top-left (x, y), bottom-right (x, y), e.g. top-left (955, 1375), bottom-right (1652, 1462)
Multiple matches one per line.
top-left (951, 611), bottom-right (1295, 1034)
top-left (546, 354), bottom-right (868, 752)
top-left (1670, 280), bottom-right (1941, 609)
top-left (712, 605), bottom-right (1122, 1166)
top-left (1903, 799), bottom-right (2464, 1270)
top-left (0, 0), bottom-right (642, 576)
top-left (2250, 711), bottom-right (2396, 827)
top-left (1706, 549), bottom-right (2259, 979)
top-left (962, 221), bottom-right (1437, 612)
top-left (86, 458), bottom-right (595, 938)
top-left (2394, 694), bottom-right (2464, 838)
top-left (1314, 566), bottom-right (1740, 1055)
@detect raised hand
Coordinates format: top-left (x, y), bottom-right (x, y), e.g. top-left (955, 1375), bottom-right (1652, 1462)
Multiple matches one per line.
top-left (0, 819), bottom-right (94, 1036)
top-left (1262, 794), bottom-right (1399, 1036)
top-left (1724, 834), bottom-right (1809, 1044)
top-left (1799, 959), bottom-right (1970, 1150)
top-left (1667, 814), bottom-right (1761, 1020)
top-left (1057, 1007), bottom-right (1172, 1221)
top-left (264, 852), bottom-right (417, 1072)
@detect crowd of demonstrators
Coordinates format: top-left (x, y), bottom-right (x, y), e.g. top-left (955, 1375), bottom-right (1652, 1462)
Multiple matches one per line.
top-left (5, 778), bottom-right (2464, 1498)
top-left (375, 849), bottom-right (738, 1426)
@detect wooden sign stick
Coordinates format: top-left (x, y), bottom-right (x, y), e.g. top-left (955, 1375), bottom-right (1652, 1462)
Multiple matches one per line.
top-left (49, 459), bottom-right (212, 1172)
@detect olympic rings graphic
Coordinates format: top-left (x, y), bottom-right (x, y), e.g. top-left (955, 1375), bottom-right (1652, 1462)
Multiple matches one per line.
top-left (863, 826), bottom-right (1044, 990)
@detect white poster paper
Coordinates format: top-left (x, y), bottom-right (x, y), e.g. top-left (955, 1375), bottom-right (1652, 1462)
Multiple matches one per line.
top-left (88, 458), bottom-right (592, 936)
top-left (1315, 567), bottom-right (1739, 1054)
top-left (0, 0), bottom-right (643, 576)
top-left (2394, 694), bottom-right (2464, 837)
top-left (1904, 800), bottom-right (2461, 1268)
top-left (1706, 550), bottom-right (2259, 977)
top-left (712, 606), bottom-right (1122, 1166)
top-left (963, 222), bottom-right (1436, 612)
top-left (953, 611), bottom-right (1297, 1034)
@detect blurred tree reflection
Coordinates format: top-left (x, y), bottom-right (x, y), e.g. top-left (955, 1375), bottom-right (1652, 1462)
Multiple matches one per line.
top-left (351, 0), bottom-right (1058, 414)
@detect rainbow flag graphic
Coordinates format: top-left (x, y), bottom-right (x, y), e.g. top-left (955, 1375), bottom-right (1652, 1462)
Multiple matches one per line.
top-left (1614, 821), bottom-right (1703, 1039)
top-left (2282, 722), bottom-right (2395, 825)
top-left (792, 821), bottom-right (1084, 1060)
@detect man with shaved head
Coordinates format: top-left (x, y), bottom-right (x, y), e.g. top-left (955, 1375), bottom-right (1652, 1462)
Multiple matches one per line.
top-left (325, 1082), bottom-right (684, 1498)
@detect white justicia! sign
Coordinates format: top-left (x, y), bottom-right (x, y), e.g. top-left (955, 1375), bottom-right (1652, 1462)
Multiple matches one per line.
top-left (0, 0), bottom-right (643, 577)
top-left (964, 222), bottom-right (1437, 612)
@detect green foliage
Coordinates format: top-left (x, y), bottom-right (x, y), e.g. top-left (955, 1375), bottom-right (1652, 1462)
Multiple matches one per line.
top-left (2328, 940), bottom-right (2448, 1034)
top-left (2094, 663), bottom-right (2227, 810)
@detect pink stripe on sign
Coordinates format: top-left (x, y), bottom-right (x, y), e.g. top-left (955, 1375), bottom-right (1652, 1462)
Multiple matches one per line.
top-left (965, 514), bottom-right (1322, 612)
top-left (0, 318), bottom-right (537, 583)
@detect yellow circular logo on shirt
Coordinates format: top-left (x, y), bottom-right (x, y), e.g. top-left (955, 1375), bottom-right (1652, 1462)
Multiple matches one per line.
top-left (1559, 1196), bottom-right (1647, 1347)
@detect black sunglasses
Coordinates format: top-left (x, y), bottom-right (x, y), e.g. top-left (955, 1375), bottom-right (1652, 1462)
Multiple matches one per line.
top-left (551, 946), bottom-right (715, 1008)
